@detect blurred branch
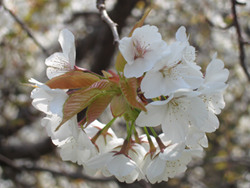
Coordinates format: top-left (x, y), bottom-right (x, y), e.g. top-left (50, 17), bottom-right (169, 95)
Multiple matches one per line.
top-left (0, 137), bottom-right (55, 159)
top-left (0, 153), bottom-right (115, 182)
top-left (23, 166), bottom-right (115, 182)
top-left (231, 0), bottom-right (250, 81)
top-left (96, 0), bottom-right (120, 45)
top-left (1, 3), bottom-right (49, 56)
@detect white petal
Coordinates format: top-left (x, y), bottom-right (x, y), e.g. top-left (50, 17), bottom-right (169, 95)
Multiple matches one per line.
top-left (146, 157), bottom-right (166, 180)
top-left (58, 29), bottom-right (75, 69)
top-left (119, 37), bottom-right (134, 65)
top-left (159, 142), bottom-right (185, 161)
top-left (45, 52), bottom-right (71, 79)
top-left (141, 70), bottom-right (165, 98)
top-left (86, 152), bottom-right (113, 169)
top-left (205, 59), bottom-right (229, 83)
top-left (162, 116), bottom-right (187, 143)
top-left (200, 110), bottom-right (219, 133)
top-left (175, 26), bottom-right (187, 42)
top-left (136, 104), bottom-right (166, 127)
top-left (107, 155), bottom-right (137, 177)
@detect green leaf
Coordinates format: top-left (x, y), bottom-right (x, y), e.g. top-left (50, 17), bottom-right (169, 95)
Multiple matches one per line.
top-left (86, 94), bottom-right (114, 126)
top-left (115, 8), bottom-right (152, 72)
top-left (123, 108), bottom-right (140, 122)
top-left (46, 71), bottom-right (100, 89)
top-left (110, 93), bottom-right (127, 117)
top-left (120, 78), bottom-right (146, 112)
top-left (55, 88), bottom-right (101, 131)
top-left (102, 70), bottom-right (113, 78)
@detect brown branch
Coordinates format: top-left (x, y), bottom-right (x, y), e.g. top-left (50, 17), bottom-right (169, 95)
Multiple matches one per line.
top-left (96, 0), bottom-right (120, 45)
top-left (231, 0), bottom-right (250, 81)
top-left (2, 3), bottom-right (49, 56)
top-left (0, 154), bottom-right (115, 182)
top-left (76, 0), bottom-right (140, 75)
top-left (0, 137), bottom-right (55, 159)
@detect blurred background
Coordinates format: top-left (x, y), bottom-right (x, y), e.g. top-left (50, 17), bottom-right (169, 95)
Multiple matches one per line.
top-left (0, 0), bottom-right (250, 187)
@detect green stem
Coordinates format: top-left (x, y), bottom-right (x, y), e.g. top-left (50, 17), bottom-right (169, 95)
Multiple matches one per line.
top-left (149, 127), bottom-right (158, 138)
top-left (126, 121), bottom-right (134, 140)
top-left (143, 127), bottom-right (157, 156)
top-left (91, 117), bottom-right (117, 143)
top-left (133, 125), bottom-right (140, 144)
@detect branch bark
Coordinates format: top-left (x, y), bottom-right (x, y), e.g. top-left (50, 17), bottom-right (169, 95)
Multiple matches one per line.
top-left (231, 0), bottom-right (250, 81)
top-left (1, 3), bottom-right (49, 56)
top-left (0, 137), bottom-right (55, 159)
top-left (96, 0), bottom-right (120, 45)
top-left (76, 0), bottom-right (140, 75)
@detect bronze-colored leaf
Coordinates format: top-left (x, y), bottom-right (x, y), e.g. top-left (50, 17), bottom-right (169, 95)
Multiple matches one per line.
top-left (120, 78), bottom-right (146, 112)
top-left (46, 71), bottom-right (100, 89)
top-left (110, 93), bottom-right (127, 117)
top-left (86, 94), bottom-right (114, 126)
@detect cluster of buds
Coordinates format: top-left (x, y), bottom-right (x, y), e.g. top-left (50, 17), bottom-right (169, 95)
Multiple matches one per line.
top-left (29, 11), bottom-right (228, 183)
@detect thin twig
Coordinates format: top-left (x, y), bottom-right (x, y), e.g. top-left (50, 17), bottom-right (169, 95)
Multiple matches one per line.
top-left (231, 0), bottom-right (250, 81)
top-left (2, 3), bottom-right (49, 56)
top-left (96, 0), bottom-right (120, 45)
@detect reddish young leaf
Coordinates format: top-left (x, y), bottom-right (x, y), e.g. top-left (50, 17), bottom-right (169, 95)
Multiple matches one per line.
top-left (88, 80), bottom-right (113, 90)
top-left (110, 93), bottom-right (127, 117)
top-left (86, 94), bottom-right (114, 126)
top-left (46, 71), bottom-right (100, 89)
top-left (55, 88), bottom-right (101, 131)
top-left (120, 78), bottom-right (146, 112)
top-left (115, 8), bottom-right (152, 72)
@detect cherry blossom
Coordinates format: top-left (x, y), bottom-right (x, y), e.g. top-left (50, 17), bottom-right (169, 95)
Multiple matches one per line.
top-left (141, 135), bottom-right (202, 183)
top-left (59, 129), bottom-right (96, 165)
top-left (29, 78), bottom-right (68, 117)
top-left (119, 25), bottom-right (168, 78)
top-left (140, 26), bottom-right (203, 98)
top-left (136, 90), bottom-right (208, 143)
top-left (45, 29), bottom-right (76, 79)
top-left (41, 114), bottom-right (79, 142)
top-left (28, 23), bottom-right (229, 184)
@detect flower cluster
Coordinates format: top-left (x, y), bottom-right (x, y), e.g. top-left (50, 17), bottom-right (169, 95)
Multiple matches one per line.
top-left (29, 20), bottom-right (228, 183)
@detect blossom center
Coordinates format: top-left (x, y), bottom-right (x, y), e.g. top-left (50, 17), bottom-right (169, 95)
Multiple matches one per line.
top-left (133, 39), bottom-right (150, 60)
top-left (159, 61), bottom-right (181, 78)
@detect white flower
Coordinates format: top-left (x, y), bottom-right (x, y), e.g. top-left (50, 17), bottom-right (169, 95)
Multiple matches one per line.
top-left (45, 29), bottom-right (76, 79)
top-left (146, 145), bottom-right (202, 183)
top-left (136, 90), bottom-right (208, 143)
top-left (41, 114), bottom-right (79, 142)
top-left (29, 78), bottom-right (68, 117)
top-left (197, 54), bottom-right (228, 132)
top-left (119, 25), bottom-right (168, 78)
top-left (59, 129), bottom-right (96, 165)
top-left (86, 152), bottom-right (144, 183)
top-left (141, 26), bottom-right (203, 98)
top-left (141, 135), bottom-right (202, 184)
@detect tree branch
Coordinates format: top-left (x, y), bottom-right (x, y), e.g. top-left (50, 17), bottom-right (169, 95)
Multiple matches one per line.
top-left (231, 0), bottom-right (250, 81)
top-left (1, 3), bottom-right (49, 56)
top-left (96, 0), bottom-right (120, 45)
top-left (0, 137), bottom-right (55, 159)
top-left (0, 153), bottom-right (115, 182)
